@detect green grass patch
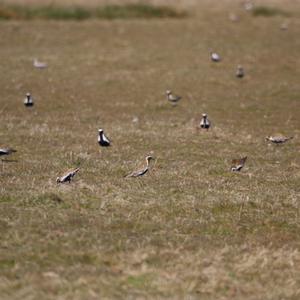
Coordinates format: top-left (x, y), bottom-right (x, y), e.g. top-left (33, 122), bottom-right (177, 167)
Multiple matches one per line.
top-left (0, 4), bottom-right (187, 20)
top-left (95, 4), bottom-right (186, 19)
top-left (252, 6), bottom-right (290, 17)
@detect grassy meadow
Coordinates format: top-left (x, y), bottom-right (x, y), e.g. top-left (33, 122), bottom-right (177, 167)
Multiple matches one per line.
top-left (0, 1), bottom-right (300, 299)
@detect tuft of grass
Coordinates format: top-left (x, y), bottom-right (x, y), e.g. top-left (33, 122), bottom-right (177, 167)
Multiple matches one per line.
top-left (252, 6), bottom-right (290, 17)
top-left (95, 4), bottom-right (186, 19)
top-left (0, 4), bottom-right (186, 20)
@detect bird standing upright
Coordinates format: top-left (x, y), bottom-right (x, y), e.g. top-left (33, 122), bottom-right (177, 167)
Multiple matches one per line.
top-left (125, 156), bottom-right (154, 178)
top-left (166, 90), bottom-right (181, 105)
top-left (98, 129), bottom-right (111, 147)
top-left (236, 65), bottom-right (245, 78)
top-left (24, 93), bottom-right (34, 107)
top-left (199, 113), bottom-right (211, 130)
top-left (231, 156), bottom-right (247, 172)
top-left (56, 168), bottom-right (80, 184)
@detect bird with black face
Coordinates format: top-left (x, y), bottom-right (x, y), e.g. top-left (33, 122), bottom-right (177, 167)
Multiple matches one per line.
top-left (56, 168), bottom-right (79, 184)
top-left (0, 148), bottom-right (17, 158)
top-left (199, 113), bottom-right (211, 130)
top-left (236, 65), bottom-right (245, 78)
top-left (24, 93), bottom-right (34, 107)
top-left (98, 129), bottom-right (111, 147)
top-left (231, 156), bottom-right (247, 172)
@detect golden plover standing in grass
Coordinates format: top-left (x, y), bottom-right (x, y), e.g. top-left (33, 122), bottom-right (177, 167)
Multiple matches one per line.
top-left (231, 156), bottom-right (247, 172)
top-left (199, 113), bottom-right (211, 130)
top-left (24, 93), bottom-right (34, 107)
top-left (33, 58), bottom-right (47, 69)
top-left (210, 52), bottom-right (221, 62)
top-left (265, 135), bottom-right (293, 144)
top-left (236, 65), bottom-right (245, 78)
top-left (280, 23), bottom-right (288, 31)
top-left (125, 156), bottom-right (154, 178)
top-left (244, 1), bottom-right (254, 11)
top-left (56, 168), bottom-right (79, 184)
top-left (229, 13), bottom-right (239, 22)
top-left (166, 90), bottom-right (181, 105)
top-left (98, 129), bottom-right (111, 147)
top-left (0, 148), bottom-right (17, 158)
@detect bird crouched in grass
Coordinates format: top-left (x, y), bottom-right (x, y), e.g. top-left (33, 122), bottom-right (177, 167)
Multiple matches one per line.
top-left (24, 93), bottom-right (34, 107)
top-left (0, 148), bottom-right (17, 158)
top-left (33, 58), bottom-right (47, 69)
top-left (199, 113), bottom-right (211, 130)
top-left (166, 90), bottom-right (181, 105)
top-left (125, 156), bottom-right (154, 178)
top-left (231, 156), bottom-right (247, 172)
top-left (210, 51), bottom-right (221, 62)
top-left (56, 168), bottom-right (79, 184)
top-left (98, 129), bottom-right (110, 147)
top-left (265, 135), bottom-right (293, 144)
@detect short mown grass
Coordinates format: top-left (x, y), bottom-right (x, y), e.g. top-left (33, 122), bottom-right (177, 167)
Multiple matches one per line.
top-left (0, 1), bottom-right (299, 299)
top-left (0, 4), bottom-right (187, 20)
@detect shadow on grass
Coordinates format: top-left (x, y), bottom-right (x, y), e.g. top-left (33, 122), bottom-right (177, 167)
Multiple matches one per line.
top-left (0, 4), bottom-right (187, 20)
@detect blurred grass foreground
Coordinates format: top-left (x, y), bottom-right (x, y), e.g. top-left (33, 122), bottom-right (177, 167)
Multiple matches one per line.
top-left (0, 3), bottom-right (187, 20)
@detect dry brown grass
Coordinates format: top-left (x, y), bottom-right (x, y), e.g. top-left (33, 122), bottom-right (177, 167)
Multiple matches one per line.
top-left (0, 1), bottom-right (300, 299)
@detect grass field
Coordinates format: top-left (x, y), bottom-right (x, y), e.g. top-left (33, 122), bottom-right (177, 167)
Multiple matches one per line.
top-left (0, 1), bottom-right (300, 299)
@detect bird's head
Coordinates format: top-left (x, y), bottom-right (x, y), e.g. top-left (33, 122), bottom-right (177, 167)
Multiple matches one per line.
top-left (56, 177), bottom-right (61, 184)
top-left (166, 90), bottom-right (172, 95)
top-left (146, 156), bottom-right (154, 163)
top-left (26, 93), bottom-right (31, 97)
top-left (98, 129), bottom-right (103, 134)
top-left (202, 113), bottom-right (207, 118)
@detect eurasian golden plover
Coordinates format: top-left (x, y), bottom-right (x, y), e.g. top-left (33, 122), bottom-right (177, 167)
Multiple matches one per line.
top-left (56, 168), bottom-right (79, 184)
top-left (265, 135), bottom-right (293, 144)
top-left (199, 113), bottom-right (211, 130)
top-left (231, 156), bottom-right (247, 172)
top-left (244, 1), bottom-right (254, 11)
top-left (33, 59), bottom-right (47, 69)
top-left (210, 52), bottom-right (221, 62)
top-left (125, 156), bottom-right (154, 178)
top-left (24, 93), bottom-right (34, 107)
top-left (236, 65), bottom-right (245, 78)
top-left (98, 129), bottom-right (111, 147)
top-left (0, 148), bottom-right (17, 157)
top-left (166, 90), bottom-right (181, 105)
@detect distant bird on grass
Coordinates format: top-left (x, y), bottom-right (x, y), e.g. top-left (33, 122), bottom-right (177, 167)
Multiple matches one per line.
top-left (265, 135), bottom-right (293, 144)
top-left (98, 129), bottom-right (111, 147)
top-left (0, 148), bottom-right (17, 158)
top-left (229, 13), bottom-right (239, 22)
top-left (166, 90), bottom-right (181, 105)
top-left (280, 23), bottom-right (288, 31)
top-left (125, 156), bottom-right (154, 178)
top-left (24, 93), bottom-right (34, 107)
top-left (210, 51), bottom-right (221, 62)
top-left (33, 58), bottom-right (47, 69)
top-left (244, 1), bottom-right (254, 11)
top-left (231, 156), bottom-right (247, 172)
top-left (199, 113), bottom-right (211, 130)
top-left (56, 168), bottom-right (79, 184)
top-left (236, 65), bottom-right (245, 78)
